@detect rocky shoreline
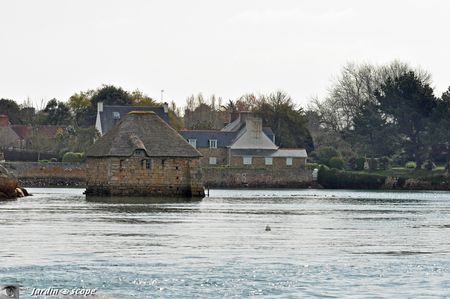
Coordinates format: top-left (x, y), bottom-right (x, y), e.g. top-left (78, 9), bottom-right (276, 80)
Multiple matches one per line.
top-left (0, 165), bottom-right (29, 200)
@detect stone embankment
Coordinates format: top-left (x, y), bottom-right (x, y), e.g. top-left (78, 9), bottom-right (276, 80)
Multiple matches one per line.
top-left (2, 162), bottom-right (86, 188)
top-left (1, 162), bottom-right (315, 189)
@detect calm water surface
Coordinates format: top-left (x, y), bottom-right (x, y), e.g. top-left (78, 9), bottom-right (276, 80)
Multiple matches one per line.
top-left (1, 188), bottom-right (450, 298)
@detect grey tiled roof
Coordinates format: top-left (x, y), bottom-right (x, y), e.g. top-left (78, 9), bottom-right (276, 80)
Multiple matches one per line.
top-left (87, 111), bottom-right (201, 158)
top-left (178, 130), bottom-right (238, 148)
top-left (100, 105), bottom-right (168, 135)
top-left (178, 128), bottom-right (274, 148)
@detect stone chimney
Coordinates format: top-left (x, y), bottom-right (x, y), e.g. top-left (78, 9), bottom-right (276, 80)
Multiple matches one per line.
top-left (97, 102), bottom-right (103, 113)
top-left (0, 114), bottom-right (9, 127)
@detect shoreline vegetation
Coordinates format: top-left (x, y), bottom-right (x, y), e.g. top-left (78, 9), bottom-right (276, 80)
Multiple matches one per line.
top-left (317, 165), bottom-right (450, 191)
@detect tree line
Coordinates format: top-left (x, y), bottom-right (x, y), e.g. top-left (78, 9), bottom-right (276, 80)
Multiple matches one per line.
top-left (309, 61), bottom-right (449, 172)
top-left (1, 60), bottom-right (449, 172)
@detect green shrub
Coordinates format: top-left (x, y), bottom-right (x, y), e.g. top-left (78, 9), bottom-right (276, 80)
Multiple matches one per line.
top-left (306, 162), bottom-right (320, 170)
top-left (313, 146), bottom-right (339, 166)
top-left (318, 166), bottom-right (386, 189)
top-left (355, 157), bottom-right (365, 170)
top-left (329, 157), bottom-right (344, 170)
top-left (62, 152), bottom-right (85, 163)
top-left (405, 161), bottom-right (416, 169)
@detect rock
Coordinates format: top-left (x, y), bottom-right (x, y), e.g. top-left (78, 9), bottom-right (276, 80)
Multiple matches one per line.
top-left (0, 164), bottom-right (29, 200)
top-left (15, 188), bottom-right (24, 197)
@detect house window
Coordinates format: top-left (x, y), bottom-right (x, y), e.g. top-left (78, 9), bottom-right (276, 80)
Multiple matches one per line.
top-left (209, 139), bottom-right (217, 148)
top-left (188, 139), bottom-right (197, 148)
top-left (113, 112), bottom-right (120, 120)
top-left (143, 159), bottom-right (152, 170)
top-left (209, 157), bottom-right (217, 165)
top-left (134, 149), bottom-right (146, 157)
top-left (243, 156), bottom-right (252, 165)
top-left (265, 157), bottom-right (273, 165)
top-left (286, 157), bottom-right (293, 166)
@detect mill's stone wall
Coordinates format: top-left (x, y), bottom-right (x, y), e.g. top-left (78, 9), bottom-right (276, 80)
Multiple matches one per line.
top-left (85, 157), bottom-right (204, 197)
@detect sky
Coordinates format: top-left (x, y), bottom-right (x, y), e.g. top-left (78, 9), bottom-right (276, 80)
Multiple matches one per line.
top-left (1, 0), bottom-right (450, 109)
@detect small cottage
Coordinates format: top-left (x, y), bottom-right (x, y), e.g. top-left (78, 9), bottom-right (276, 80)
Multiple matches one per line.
top-left (85, 111), bottom-right (205, 197)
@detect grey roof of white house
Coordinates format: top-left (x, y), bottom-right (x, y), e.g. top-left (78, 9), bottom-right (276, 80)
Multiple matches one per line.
top-left (178, 127), bottom-right (275, 148)
top-left (271, 149), bottom-right (308, 158)
top-left (99, 105), bottom-right (169, 135)
top-left (231, 148), bottom-right (307, 158)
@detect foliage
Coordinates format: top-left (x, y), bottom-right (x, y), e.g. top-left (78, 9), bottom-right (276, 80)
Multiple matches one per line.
top-left (352, 157), bottom-right (366, 171)
top-left (256, 91), bottom-right (314, 152)
top-left (62, 152), bottom-right (85, 163)
top-left (329, 156), bottom-right (344, 170)
top-left (130, 90), bottom-right (158, 106)
top-left (43, 99), bottom-right (72, 125)
top-left (375, 72), bottom-right (437, 169)
top-left (405, 161), bottom-right (417, 169)
top-left (68, 91), bottom-right (92, 127)
top-left (313, 146), bottom-right (339, 166)
top-left (318, 166), bottom-right (386, 189)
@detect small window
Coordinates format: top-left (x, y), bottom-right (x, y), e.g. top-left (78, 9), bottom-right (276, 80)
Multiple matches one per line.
top-left (209, 157), bottom-right (217, 165)
top-left (143, 159), bottom-right (152, 169)
top-left (265, 157), bottom-right (273, 165)
top-left (243, 156), bottom-right (252, 165)
top-left (209, 139), bottom-right (217, 148)
top-left (286, 157), bottom-right (293, 166)
top-left (134, 149), bottom-right (146, 157)
top-left (113, 111), bottom-right (120, 120)
top-left (188, 139), bottom-right (197, 148)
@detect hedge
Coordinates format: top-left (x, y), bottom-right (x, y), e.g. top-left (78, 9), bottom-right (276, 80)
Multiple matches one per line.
top-left (318, 166), bottom-right (386, 189)
top-left (62, 152), bottom-right (85, 163)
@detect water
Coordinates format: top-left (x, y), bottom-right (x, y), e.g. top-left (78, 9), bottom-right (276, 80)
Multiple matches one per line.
top-left (1, 188), bottom-right (450, 298)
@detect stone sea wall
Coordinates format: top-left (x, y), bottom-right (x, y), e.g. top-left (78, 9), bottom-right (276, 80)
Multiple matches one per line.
top-left (1, 162), bottom-right (86, 187)
top-left (202, 166), bottom-right (313, 188)
top-left (0, 162), bottom-right (314, 189)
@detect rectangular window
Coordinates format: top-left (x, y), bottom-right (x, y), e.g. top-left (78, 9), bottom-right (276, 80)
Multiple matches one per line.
top-left (188, 139), bottom-right (197, 148)
top-left (209, 157), bottom-right (217, 165)
top-left (243, 156), bottom-right (252, 165)
top-left (143, 159), bottom-right (152, 170)
top-left (209, 139), bottom-right (217, 148)
top-left (265, 157), bottom-right (273, 165)
top-left (286, 157), bottom-right (293, 166)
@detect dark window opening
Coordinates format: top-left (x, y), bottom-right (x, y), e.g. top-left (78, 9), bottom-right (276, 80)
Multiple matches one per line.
top-left (143, 159), bottom-right (152, 170)
top-left (134, 149), bottom-right (146, 157)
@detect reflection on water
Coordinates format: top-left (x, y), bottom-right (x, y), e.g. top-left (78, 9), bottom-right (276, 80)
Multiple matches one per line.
top-left (1, 188), bottom-right (450, 298)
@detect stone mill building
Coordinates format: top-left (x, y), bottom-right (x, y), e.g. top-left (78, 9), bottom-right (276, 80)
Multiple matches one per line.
top-left (85, 111), bottom-right (205, 197)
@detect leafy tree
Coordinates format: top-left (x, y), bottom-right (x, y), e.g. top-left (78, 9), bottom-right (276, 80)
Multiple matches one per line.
top-left (43, 99), bottom-right (72, 125)
top-left (313, 146), bottom-right (339, 166)
top-left (80, 85), bottom-right (132, 126)
top-left (431, 88), bottom-right (450, 174)
top-left (0, 99), bottom-right (21, 124)
top-left (68, 91), bottom-right (92, 127)
top-left (256, 91), bottom-right (314, 152)
top-left (375, 72), bottom-right (437, 169)
top-left (346, 102), bottom-right (398, 157)
top-left (130, 89), bottom-right (158, 106)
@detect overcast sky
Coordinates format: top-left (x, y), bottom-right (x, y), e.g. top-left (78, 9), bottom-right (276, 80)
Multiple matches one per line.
top-left (1, 0), bottom-right (449, 109)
